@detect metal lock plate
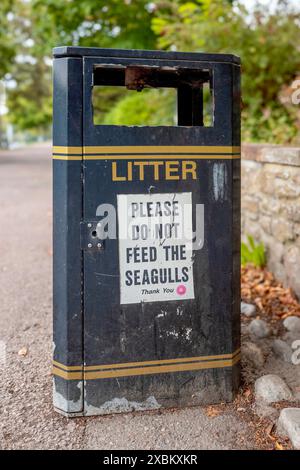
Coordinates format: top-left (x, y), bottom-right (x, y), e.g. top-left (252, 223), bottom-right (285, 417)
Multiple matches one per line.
top-left (80, 221), bottom-right (105, 251)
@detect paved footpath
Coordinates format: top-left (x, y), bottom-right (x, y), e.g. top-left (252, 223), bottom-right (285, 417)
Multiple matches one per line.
top-left (0, 144), bottom-right (255, 449)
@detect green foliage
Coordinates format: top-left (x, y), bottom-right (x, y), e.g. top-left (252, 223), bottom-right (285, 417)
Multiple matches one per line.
top-left (4, 0), bottom-right (159, 134)
top-left (0, 0), bottom-right (16, 78)
top-left (152, 0), bottom-right (300, 144)
top-left (2, 0), bottom-right (300, 143)
top-left (101, 89), bottom-right (176, 126)
top-left (241, 235), bottom-right (266, 268)
top-left (31, 0), bottom-right (157, 53)
top-left (96, 77), bottom-right (212, 127)
top-left (6, 60), bottom-right (52, 131)
top-left (2, 1), bottom-right (52, 132)
top-left (92, 86), bottom-right (128, 125)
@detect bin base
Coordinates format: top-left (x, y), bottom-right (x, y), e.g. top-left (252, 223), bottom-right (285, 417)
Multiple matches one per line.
top-left (54, 363), bottom-right (240, 417)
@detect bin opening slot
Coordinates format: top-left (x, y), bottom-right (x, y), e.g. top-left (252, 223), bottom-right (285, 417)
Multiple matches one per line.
top-left (92, 65), bottom-right (213, 127)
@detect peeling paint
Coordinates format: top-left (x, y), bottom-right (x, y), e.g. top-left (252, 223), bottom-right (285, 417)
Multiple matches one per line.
top-left (156, 310), bottom-right (167, 319)
top-left (120, 331), bottom-right (126, 353)
top-left (84, 396), bottom-right (161, 416)
top-left (176, 306), bottom-right (184, 316)
top-left (156, 313), bottom-right (165, 319)
top-left (165, 329), bottom-right (180, 338)
top-left (53, 381), bottom-right (83, 413)
top-left (185, 327), bottom-right (192, 340)
top-left (148, 185), bottom-right (156, 193)
top-left (164, 327), bottom-right (192, 340)
top-left (213, 163), bottom-right (228, 202)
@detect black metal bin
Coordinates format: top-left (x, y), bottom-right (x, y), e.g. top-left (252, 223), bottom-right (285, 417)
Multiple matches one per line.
top-left (52, 46), bottom-right (241, 416)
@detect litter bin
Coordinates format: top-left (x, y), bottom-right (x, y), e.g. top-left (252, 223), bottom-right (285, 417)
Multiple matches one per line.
top-left (52, 46), bottom-right (241, 416)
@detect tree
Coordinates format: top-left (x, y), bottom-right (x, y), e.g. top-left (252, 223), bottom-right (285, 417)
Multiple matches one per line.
top-left (0, 0), bottom-right (17, 145)
top-left (150, 0), bottom-right (300, 143)
top-left (3, 1), bottom-right (52, 134)
top-left (102, 88), bottom-right (176, 126)
top-left (31, 0), bottom-right (157, 53)
top-left (6, 59), bottom-right (52, 132)
top-left (3, 0), bottom-right (300, 144)
top-left (5, 0), bottom-right (159, 135)
top-left (0, 0), bottom-right (16, 79)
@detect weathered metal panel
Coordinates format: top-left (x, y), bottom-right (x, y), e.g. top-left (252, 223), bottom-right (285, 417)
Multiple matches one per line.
top-left (52, 57), bottom-right (84, 414)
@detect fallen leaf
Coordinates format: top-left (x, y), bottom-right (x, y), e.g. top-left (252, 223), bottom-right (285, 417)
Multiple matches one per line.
top-left (18, 347), bottom-right (28, 357)
top-left (241, 265), bottom-right (300, 319)
top-left (205, 406), bottom-right (221, 417)
top-left (266, 423), bottom-right (275, 440)
top-left (275, 441), bottom-right (284, 450)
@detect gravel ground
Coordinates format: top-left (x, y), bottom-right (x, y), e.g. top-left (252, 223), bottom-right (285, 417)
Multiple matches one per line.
top-left (0, 144), bottom-right (265, 449)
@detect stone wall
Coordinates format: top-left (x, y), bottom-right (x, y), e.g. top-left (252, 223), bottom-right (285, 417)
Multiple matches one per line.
top-left (241, 144), bottom-right (300, 298)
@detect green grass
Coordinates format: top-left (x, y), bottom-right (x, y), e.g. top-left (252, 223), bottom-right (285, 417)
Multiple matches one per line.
top-left (241, 235), bottom-right (266, 268)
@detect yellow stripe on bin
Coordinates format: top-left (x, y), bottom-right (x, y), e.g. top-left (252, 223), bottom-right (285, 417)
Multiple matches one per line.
top-left (52, 348), bottom-right (241, 381)
top-left (82, 154), bottom-right (240, 161)
top-left (83, 349), bottom-right (240, 371)
top-left (52, 146), bottom-right (83, 154)
top-left (232, 353), bottom-right (241, 366)
top-left (82, 145), bottom-right (241, 155)
top-left (52, 367), bottom-right (83, 381)
top-left (83, 358), bottom-right (235, 380)
top-left (52, 145), bottom-right (241, 161)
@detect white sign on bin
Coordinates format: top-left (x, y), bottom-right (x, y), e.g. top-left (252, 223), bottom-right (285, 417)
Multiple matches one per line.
top-left (117, 192), bottom-right (195, 304)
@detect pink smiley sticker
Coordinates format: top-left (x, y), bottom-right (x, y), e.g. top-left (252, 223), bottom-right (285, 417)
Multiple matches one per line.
top-left (176, 284), bottom-right (186, 296)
